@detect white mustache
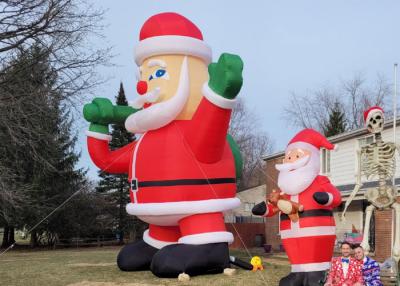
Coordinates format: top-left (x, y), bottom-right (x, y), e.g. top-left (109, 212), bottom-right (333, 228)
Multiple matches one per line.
top-left (124, 56), bottom-right (189, 134)
top-left (129, 87), bottom-right (161, 109)
top-left (275, 155), bottom-right (310, 172)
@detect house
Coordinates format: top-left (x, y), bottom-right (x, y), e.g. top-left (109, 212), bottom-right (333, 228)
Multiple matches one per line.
top-left (263, 118), bottom-right (400, 261)
top-left (224, 185), bottom-right (266, 249)
top-left (225, 185), bottom-right (266, 223)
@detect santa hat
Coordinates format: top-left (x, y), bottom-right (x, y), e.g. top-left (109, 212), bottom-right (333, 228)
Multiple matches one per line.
top-left (363, 106), bottom-right (384, 125)
top-left (287, 128), bottom-right (337, 153)
top-left (134, 12), bottom-right (212, 65)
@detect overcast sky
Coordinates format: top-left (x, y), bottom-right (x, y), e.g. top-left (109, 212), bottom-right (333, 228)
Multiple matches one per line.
top-left (77, 0), bottom-right (400, 179)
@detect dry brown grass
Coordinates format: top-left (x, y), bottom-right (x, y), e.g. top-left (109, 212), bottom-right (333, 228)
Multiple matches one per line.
top-left (67, 282), bottom-right (163, 286)
top-left (0, 246), bottom-right (289, 286)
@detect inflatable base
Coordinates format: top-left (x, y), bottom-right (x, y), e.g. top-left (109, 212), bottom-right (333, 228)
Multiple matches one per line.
top-left (279, 271), bottom-right (326, 286)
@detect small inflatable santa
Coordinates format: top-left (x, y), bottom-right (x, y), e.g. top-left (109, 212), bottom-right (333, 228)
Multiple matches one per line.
top-left (253, 129), bottom-right (342, 286)
top-left (83, 12), bottom-right (244, 277)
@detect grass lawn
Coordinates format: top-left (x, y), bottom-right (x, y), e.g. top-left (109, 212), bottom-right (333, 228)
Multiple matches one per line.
top-left (0, 246), bottom-right (290, 286)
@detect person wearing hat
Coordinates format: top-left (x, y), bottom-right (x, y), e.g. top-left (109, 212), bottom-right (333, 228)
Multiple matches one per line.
top-left (252, 128), bottom-right (342, 286)
top-left (83, 12), bottom-right (244, 277)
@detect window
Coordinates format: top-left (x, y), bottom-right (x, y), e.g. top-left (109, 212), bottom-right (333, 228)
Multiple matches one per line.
top-left (244, 203), bottom-right (255, 212)
top-left (321, 148), bottom-right (331, 175)
top-left (358, 135), bottom-right (374, 148)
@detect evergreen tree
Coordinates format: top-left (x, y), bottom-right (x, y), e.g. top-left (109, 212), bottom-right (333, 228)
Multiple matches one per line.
top-left (323, 101), bottom-right (347, 137)
top-left (0, 45), bottom-right (98, 247)
top-left (96, 83), bottom-right (144, 243)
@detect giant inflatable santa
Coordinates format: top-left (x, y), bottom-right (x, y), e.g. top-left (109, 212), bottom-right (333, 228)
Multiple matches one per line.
top-left (83, 13), bottom-right (244, 277)
top-left (252, 129), bottom-right (342, 286)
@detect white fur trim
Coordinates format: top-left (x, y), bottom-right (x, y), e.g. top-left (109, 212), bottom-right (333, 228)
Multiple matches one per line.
top-left (333, 144), bottom-right (339, 151)
top-left (126, 197), bottom-right (240, 216)
top-left (286, 142), bottom-right (320, 154)
top-left (291, 262), bottom-right (331, 272)
top-left (135, 35), bottom-right (212, 65)
top-left (179, 231), bottom-right (234, 245)
top-left (142, 229), bottom-right (177, 249)
top-left (131, 133), bottom-right (147, 203)
top-left (202, 83), bottom-right (236, 109)
top-left (85, 130), bottom-right (112, 141)
top-left (324, 193), bottom-right (334, 206)
top-left (365, 109), bottom-right (384, 125)
top-left (280, 226), bottom-right (336, 239)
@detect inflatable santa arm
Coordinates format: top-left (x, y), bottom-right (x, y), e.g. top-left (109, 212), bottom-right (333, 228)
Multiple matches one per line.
top-left (252, 201), bottom-right (279, 217)
top-left (185, 53), bottom-right (243, 164)
top-left (84, 97), bottom-right (139, 174)
top-left (312, 178), bottom-right (342, 208)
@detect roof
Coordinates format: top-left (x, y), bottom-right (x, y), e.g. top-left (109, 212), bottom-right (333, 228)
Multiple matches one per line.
top-left (262, 117), bottom-right (400, 161)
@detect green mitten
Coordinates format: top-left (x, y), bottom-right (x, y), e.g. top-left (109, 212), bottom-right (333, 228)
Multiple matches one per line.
top-left (208, 53), bottom-right (244, 99)
top-left (83, 97), bottom-right (139, 134)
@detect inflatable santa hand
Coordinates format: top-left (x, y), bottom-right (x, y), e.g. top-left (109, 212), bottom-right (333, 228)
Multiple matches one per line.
top-left (252, 201), bottom-right (267, 216)
top-left (84, 97), bottom-right (139, 135)
top-left (313, 191), bottom-right (333, 206)
top-left (208, 53), bottom-right (243, 99)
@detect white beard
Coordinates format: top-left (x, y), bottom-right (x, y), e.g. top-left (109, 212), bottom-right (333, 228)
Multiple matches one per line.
top-left (125, 56), bottom-right (190, 134)
top-left (276, 152), bottom-right (320, 195)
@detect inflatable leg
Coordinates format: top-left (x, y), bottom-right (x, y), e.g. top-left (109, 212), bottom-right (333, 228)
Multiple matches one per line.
top-left (150, 212), bottom-right (231, 277)
top-left (279, 272), bottom-right (304, 286)
top-left (117, 224), bottom-right (180, 271)
top-left (117, 240), bottom-right (158, 271)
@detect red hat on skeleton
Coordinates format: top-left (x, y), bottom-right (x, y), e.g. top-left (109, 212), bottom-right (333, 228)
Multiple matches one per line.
top-left (363, 106), bottom-right (384, 124)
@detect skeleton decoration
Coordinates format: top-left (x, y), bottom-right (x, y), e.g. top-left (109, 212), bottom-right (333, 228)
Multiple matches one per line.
top-left (342, 106), bottom-right (400, 262)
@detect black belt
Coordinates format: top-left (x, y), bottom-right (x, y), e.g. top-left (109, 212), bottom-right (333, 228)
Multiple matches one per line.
top-left (130, 177), bottom-right (236, 191)
top-left (280, 209), bottom-right (333, 221)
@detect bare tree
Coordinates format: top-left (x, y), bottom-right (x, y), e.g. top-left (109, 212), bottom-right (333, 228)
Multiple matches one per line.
top-left (283, 86), bottom-right (339, 131)
top-left (229, 99), bottom-right (274, 191)
top-left (0, 0), bottom-right (109, 102)
top-left (283, 73), bottom-right (392, 133)
top-left (0, 0), bottom-right (109, 176)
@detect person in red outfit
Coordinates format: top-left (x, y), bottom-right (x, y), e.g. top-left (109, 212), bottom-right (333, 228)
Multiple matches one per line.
top-left (325, 242), bottom-right (364, 286)
top-left (252, 129), bottom-right (342, 286)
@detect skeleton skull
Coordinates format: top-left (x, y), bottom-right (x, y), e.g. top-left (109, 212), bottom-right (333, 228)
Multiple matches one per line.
top-left (366, 111), bottom-right (384, 133)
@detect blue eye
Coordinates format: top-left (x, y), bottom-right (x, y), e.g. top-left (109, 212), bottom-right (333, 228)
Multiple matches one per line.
top-left (149, 69), bottom-right (168, 81)
top-left (155, 69), bottom-right (166, 77)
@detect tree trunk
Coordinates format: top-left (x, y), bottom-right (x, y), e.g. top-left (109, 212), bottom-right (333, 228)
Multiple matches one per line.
top-left (118, 182), bottom-right (124, 244)
top-left (30, 230), bottom-right (38, 248)
top-left (1, 225), bottom-right (9, 248)
top-left (8, 226), bottom-right (15, 245)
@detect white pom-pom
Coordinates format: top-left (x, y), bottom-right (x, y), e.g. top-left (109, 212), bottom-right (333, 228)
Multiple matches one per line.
top-left (178, 272), bottom-right (190, 282)
top-left (223, 268), bottom-right (236, 276)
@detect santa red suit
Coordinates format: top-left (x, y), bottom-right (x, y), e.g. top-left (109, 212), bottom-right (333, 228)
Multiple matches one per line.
top-left (261, 129), bottom-right (342, 274)
top-left (86, 15), bottom-right (240, 249)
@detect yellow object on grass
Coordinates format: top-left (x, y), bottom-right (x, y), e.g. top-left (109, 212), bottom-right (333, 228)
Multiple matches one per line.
top-left (250, 256), bottom-right (264, 271)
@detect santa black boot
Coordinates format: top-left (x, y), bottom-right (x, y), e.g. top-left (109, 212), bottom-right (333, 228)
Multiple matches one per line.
top-left (117, 239), bottom-right (158, 271)
top-left (150, 242), bottom-right (230, 278)
top-left (278, 272), bottom-right (305, 286)
top-left (303, 270), bottom-right (327, 286)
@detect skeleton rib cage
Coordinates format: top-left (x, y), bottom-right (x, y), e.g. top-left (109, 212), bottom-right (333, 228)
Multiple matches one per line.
top-left (360, 141), bottom-right (396, 181)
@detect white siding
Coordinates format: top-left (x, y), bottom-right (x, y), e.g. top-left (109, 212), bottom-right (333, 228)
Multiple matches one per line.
top-left (329, 139), bottom-right (357, 186)
top-left (381, 127), bottom-right (400, 179)
top-left (329, 126), bottom-right (400, 187)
